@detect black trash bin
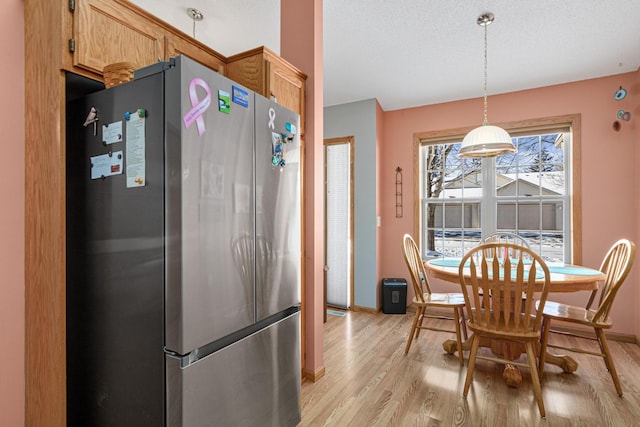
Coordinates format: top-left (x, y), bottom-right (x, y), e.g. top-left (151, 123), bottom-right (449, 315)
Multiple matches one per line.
top-left (382, 278), bottom-right (407, 314)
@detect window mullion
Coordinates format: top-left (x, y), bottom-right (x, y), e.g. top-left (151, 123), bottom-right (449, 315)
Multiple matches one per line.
top-left (481, 157), bottom-right (497, 238)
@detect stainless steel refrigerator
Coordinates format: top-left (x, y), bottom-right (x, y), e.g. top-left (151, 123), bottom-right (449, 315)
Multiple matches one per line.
top-left (66, 56), bottom-right (301, 426)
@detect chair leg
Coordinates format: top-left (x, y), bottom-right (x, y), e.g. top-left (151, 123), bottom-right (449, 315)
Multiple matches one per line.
top-left (404, 306), bottom-right (422, 355)
top-left (595, 328), bottom-right (623, 397)
top-left (463, 335), bottom-right (480, 397)
top-left (526, 342), bottom-right (546, 418)
top-left (595, 328), bottom-right (613, 372)
top-left (459, 308), bottom-right (468, 340)
top-left (415, 307), bottom-right (426, 339)
top-left (538, 316), bottom-right (551, 377)
top-left (453, 307), bottom-right (463, 365)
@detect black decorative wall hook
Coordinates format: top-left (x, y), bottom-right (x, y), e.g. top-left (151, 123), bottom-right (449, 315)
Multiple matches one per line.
top-left (395, 167), bottom-right (403, 218)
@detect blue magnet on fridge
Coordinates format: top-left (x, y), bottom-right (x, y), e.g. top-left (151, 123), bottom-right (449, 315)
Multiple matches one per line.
top-left (272, 156), bottom-right (280, 166)
top-left (285, 122), bottom-right (297, 135)
top-left (124, 111), bottom-right (131, 120)
top-left (232, 86), bottom-right (249, 108)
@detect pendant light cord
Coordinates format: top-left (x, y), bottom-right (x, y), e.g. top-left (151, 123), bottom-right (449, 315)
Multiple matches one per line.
top-left (482, 21), bottom-right (489, 126)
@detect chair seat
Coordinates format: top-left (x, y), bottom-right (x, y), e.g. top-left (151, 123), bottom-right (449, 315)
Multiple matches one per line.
top-left (414, 292), bottom-right (466, 307)
top-left (536, 300), bottom-right (613, 328)
top-left (468, 323), bottom-right (541, 341)
top-left (467, 311), bottom-right (541, 341)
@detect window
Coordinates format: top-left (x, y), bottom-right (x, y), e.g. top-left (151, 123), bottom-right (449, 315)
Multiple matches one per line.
top-left (415, 115), bottom-right (581, 264)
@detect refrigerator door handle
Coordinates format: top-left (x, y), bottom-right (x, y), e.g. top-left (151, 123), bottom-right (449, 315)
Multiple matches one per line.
top-left (165, 348), bottom-right (181, 358)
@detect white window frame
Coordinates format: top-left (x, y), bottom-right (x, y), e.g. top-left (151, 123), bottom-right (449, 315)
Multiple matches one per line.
top-left (413, 114), bottom-right (582, 264)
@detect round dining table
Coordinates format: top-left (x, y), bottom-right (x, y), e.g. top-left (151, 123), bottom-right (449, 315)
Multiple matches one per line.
top-left (424, 258), bottom-right (606, 384)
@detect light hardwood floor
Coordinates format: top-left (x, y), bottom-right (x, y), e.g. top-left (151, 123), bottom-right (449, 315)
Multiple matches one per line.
top-left (300, 310), bottom-right (640, 426)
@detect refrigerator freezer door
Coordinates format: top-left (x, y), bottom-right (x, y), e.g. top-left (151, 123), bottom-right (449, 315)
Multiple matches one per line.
top-left (166, 311), bottom-right (301, 427)
top-left (165, 57), bottom-right (256, 354)
top-left (254, 98), bottom-right (301, 321)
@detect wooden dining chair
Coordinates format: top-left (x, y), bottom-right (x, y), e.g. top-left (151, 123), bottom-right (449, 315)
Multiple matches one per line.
top-left (458, 242), bottom-right (551, 418)
top-left (401, 234), bottom-right (468, 364)
top-left (537, 238), bottom-right (636, 397)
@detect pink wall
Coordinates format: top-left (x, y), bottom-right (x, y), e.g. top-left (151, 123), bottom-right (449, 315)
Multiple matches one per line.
top-left (0, 0), bottom-right (25, 425)
top-left (281, 0), bottom-right (325, 377)
top-left (380, 72), bottom-right (639, 336)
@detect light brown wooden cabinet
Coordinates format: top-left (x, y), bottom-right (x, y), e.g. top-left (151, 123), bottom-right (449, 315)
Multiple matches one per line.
top-left (227, 47), bottom-right (307, 137)
top-left (70, 0), bottom-right (164, 75)
top-left (68, 2), bottom-right (304, 118)
top-left (69, 0), bottom-right (226, 80)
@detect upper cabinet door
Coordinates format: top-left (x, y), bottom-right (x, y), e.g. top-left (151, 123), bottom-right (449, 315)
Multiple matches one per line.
top-left (226, 47), bottom-right (306, 137)
top-left (164, 35), bottom-right (226, 75)
top-left (73, 0), bottom-right (163, 75)
top-left (266, 59), bottom-right (306, 136)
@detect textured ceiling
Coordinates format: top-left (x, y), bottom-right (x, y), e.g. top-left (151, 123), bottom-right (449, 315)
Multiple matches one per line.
top-left (131, 0), bottom-right (640, 111)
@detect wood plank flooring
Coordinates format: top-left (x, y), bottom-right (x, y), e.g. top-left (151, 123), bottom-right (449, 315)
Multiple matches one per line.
top-left (300, 310), bottom-right (640, 426)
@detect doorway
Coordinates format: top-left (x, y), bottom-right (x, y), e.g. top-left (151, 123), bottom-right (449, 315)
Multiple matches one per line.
top-left (324, 137), bottom-right (354, 316)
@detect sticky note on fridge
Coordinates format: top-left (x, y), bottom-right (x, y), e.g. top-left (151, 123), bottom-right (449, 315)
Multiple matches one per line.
top-left (218, 90), bottom-right (230, 114)
top-left (102, 121), bottom-right (123, 145)
top-left (90, 151), bottom-right (123, 180)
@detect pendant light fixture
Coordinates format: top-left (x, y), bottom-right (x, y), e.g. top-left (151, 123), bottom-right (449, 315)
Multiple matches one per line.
top-left (187, 7), bottom-right (204, 39)
top-left (459, 13), bottom-right (516, 158)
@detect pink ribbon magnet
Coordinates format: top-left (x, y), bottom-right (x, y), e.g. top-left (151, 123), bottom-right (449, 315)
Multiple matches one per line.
top-left (183, 77), bottom-right (212, 136)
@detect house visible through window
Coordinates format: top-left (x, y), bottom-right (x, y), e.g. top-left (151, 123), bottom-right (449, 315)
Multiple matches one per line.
top-left (416, 116), bottom-right (580, 263)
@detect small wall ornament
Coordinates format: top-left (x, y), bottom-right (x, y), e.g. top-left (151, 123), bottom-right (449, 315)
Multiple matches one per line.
top-left (395, 167), bottom-right (403, 218)
top-left (612, 86), bottom-right (631, 132)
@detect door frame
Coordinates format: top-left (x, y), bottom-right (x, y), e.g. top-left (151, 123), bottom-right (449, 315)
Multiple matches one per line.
top-left (323, 137), bottom-right (355, 321)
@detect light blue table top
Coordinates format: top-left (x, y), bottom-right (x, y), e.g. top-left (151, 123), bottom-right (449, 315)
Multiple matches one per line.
top-left (427, 258), bottom-right (602, 276)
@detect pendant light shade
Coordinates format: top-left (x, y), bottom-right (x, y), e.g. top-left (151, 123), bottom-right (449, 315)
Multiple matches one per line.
top-left (459, 13), bottom-right (516, 159)
top-left (459, 124), bottom-right (514, 158)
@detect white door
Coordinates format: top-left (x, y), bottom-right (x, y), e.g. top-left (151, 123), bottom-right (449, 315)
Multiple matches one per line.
top-left (324, 138), bottom-right (353, 309)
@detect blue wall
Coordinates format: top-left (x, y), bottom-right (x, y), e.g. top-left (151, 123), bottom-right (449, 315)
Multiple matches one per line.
top-left (324, 99), bottom-right (378, 309)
